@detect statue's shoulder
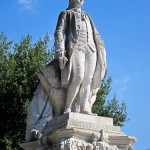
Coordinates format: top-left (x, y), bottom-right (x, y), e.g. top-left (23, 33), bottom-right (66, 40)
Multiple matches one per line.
top-left (82, 11), bottom-right (90, 17)
top-left (58, 10), bottom-right (72, 18)
top-left (81, 11), bottom-right (87, 15)
top-left (58, 11), bottom-right (67, 19)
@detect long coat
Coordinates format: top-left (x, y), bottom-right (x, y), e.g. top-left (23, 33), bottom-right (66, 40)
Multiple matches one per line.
top-left (54, 9), bottom-right (107, 90)
top-left (26, 10), bottom-right (107, 140)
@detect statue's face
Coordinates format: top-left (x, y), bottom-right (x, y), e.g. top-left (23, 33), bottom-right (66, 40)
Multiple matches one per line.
top-left (72, 0), bottom-right (84, 8)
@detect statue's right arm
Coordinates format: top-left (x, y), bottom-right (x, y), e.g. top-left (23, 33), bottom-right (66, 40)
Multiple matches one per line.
top-left (54, 11), bottom-right (67, 59)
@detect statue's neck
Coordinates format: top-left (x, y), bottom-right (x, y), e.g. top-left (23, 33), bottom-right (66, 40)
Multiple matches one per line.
top-left (67, 6), bottom-right (82, 12)
top-left (74, 7), bottom-right (81, 12)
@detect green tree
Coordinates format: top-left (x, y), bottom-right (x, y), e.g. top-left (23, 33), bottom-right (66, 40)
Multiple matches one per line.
top-left (0, 32), bottom-right (51, 149)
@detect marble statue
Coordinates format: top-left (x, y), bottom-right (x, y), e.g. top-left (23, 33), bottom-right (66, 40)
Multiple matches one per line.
top-left (25, 0), bottom-right (106, 142)
top-left (55, 0), bottom-right (106, 114)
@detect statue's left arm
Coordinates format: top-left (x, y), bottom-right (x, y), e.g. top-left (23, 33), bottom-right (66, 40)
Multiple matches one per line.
top-left (86, 12), bottom-right (107, 73)
top-left (95, 29), bottom-right (107, 72)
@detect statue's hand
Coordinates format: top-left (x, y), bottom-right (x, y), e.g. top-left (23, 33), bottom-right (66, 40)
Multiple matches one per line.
top-left (55, 49), bottom-right (68, 70)
top-left (55, 49), bottom-right (65, 59)
top-left (59, 56), bottom-right (68, 70)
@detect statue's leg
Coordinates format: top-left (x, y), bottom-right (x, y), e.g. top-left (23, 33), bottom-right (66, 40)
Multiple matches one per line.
top-left (79, 49), bottom-right (96, 114)
top-left (64, 50), bottom-right (85, 113)
top-left (89, 88), bottom-right (99, 110)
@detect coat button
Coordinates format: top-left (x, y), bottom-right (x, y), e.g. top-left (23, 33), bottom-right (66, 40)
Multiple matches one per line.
top-left (76, 30), bottom-right (79, 35)
top-left (77, 25), bottom-right (80, 29)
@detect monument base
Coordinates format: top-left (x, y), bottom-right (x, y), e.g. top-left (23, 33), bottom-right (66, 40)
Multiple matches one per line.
top-left (20, 112), bottom-right (136, 150)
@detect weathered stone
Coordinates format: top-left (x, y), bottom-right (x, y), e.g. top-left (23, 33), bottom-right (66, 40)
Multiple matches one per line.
top-left (20, 113), bottom-right (136, 150)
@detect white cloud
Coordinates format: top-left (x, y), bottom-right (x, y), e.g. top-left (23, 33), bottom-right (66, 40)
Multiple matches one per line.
top-left (17, 0), bottom-right (38, 11)
top-left (114, 75), bottom-right (130, 85)
top-left (113, 75), bottom-right (130, 99)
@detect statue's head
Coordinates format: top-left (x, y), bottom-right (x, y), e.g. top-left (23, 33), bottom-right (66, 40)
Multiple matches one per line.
top-left (69, 0), bottom-right (84, 9)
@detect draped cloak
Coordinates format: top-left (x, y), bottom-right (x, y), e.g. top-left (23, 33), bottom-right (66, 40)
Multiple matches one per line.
top-left (26, 9), bottom-right (107, 140)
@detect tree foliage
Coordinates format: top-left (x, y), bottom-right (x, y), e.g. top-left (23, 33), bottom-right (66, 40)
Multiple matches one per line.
top-left (0, 32), bottom-right (128, 149)
top-left (0, 32), bottom-right (51, 149)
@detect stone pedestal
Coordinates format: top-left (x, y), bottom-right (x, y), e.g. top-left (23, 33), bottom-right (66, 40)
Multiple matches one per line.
top-left (20, 112), bottom-right (136, 150)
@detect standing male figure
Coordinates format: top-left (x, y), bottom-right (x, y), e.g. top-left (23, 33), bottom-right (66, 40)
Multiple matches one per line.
top-left (54, 0), bottom-right (107, 114)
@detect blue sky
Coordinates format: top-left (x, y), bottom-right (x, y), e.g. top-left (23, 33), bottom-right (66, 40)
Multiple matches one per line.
top-left (1, 0), bottom-right (150, 149)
